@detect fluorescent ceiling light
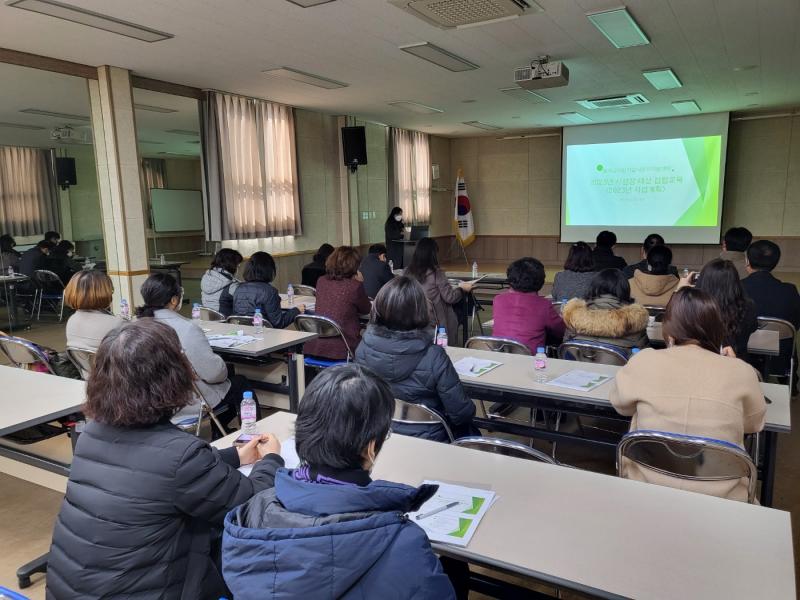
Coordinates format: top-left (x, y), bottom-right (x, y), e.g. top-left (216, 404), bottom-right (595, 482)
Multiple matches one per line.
top-left (285, 0), bottom-right (336, 5)
top-left (165, 129), bottom-right (200, 136)
top-left (499, 87), bottom-right (550, 103)
top-left (388, 101), bottom-right (443, 115)
top-left (399, 42), bottom-right (478, 72)
top-left (7, 0), bottom-right (173, 42)
top-left (20, 108), bottom-right (90, 121)
top-left (672, 100), bottom-right (701, 114)
top-left (0, 121), bottom-right (46, 130)
top-left (587, 8), bottom-right (649, 48)
top-left (262, 67), bottom-right (348, 89)
top-left (134, 104), bottom-right (178, 114)
top-left (137, 139), bottom-right (163, 145)
top-left (642, 68), bottom-right (682, 90)
top-left (158, 152), bottom-right (197, 157)
top-left (462, 121), bottom-right (502, 131)
top-left (559, 112), bottom-right (593, 124)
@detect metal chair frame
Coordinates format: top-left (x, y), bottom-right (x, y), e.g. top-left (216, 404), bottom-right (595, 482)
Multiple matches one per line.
top-left (453, 436), bottom-right (557, 464)
top-left (642, 305), bottom-right (666, 322)
top-left (756, 316), bottom-right (797, 387)
top-left (174, 381), bottom-right (228, 438)
top-left (294, 314), bottom-right (353, 361)
top-left (199, 306), bottom-right (226, 322)
top-left (466, 335), bottom-right (532, 356)
top-left (290, 284), bottom-right (316, 297)
top-left (65, 346), bottom-right (96, 380)
top-left (224, 315), bottom-right (270, 327)
top-left (392, 398), bottom-right (454, 442)
top-left (617, 430), bottom-right (758, 503)
top-left (0, 335), bottom-right (57, 374)
top-left (33, 269), bottom-right (65, 321)
top-left (558, 340), bottom-right (630, 366)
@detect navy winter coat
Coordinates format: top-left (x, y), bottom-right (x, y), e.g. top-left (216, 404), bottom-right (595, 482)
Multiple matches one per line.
top-left (222, 469), bottom-right (455, 600)
top-left (355, 325), bottom-right (475, 442)
top-left (231, 281), bottom-right (299, 328)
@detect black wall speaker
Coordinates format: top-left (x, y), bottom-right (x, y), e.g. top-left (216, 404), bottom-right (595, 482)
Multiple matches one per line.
top-left (55, 157), bottom-right (77, 189)
top-left (341, 126), bottom-right (367, 172)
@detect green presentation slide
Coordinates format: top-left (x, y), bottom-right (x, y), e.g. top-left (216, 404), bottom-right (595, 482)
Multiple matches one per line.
top-left (565, 135), bottom-right (722, 227)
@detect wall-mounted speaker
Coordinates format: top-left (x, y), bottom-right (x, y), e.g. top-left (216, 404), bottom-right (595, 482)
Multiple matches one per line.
top-left (341, 126), bottom-right (367, 173)
top-left (55, 157), bottom-right (77, 189)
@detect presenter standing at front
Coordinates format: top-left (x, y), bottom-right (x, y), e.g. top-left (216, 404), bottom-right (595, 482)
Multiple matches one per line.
top-left (385, 207), bottom-right (405, 268)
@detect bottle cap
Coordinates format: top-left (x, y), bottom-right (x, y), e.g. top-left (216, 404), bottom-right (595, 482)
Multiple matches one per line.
top-left (255, 308), bottom-right (262, 313)
top-left (631, 348), bottom-right (640, 354)
top-left (537, 347), bottom-right (545, 353)
top-left (243, 391), bottom-right (253, 399)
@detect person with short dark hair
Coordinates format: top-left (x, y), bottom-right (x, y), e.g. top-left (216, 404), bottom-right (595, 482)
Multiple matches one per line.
top-left (304, 246), bottom-right (372, 360)
top-left (46, 239), bottom-right (80, 284)
top-left (232, 251), bottom-right (305, 328)
top-left (628, 245), bottom-right (679, 305)
top-left (355, 276), bottom-right (476, 442)
top-left (493, 257), bottom-right (565, 352)
top-left (44, 230), bottom-right (61, 245)
top-left (622, 233), bottom-right (679, 279)
top-left (18, 239), bottom-right (54, 276)
top-left (202, 248), bottom-right (243, 314)
top-left (552, 241), bottom-right (596, 300)
top-left (562, 269), bottom-right (649, 351)
top-left (222, 364), bottom-right (457, 599)
top-left (720, 227), bottom-right (753, 279)
top-left (610, 288), bottom-right (766, 502)
top-left (0, 233), bottom-right (20, 271)
top-left (64, 270), bottom-right (123, 351)
top-left (301, 243), bottom-right (335, 288)
top-left (592, 230), bottom-right (627, 271)
top-left (46, 319), bottom-right (284, 600)
top-left (359, 243), bottom-right (395, 298)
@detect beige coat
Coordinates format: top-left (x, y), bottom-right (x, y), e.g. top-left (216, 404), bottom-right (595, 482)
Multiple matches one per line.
top-left (65, 310), bottom-right (124, 352)
top-left (720, 250), bottom-right (749, 280)
top-left (610, 345), bottom-right (766, 502)
top-left (628, 271), bottom-right (679, 306)
top-left (419, 269), bottom-right (463, 346)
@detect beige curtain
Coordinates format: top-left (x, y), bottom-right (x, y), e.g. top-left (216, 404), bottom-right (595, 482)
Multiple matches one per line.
top-left (389, 128), bottom-right (431, 225)
top-left (201, 91), bottom-right (301, 240)
top-left (0, 146), bottom-right (60, 236)
top-left (140, 158), bottom-right (167, 224)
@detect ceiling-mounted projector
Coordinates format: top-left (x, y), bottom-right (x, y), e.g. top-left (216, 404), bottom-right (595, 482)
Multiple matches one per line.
top-left (514, 56), bottom-right (569, 90)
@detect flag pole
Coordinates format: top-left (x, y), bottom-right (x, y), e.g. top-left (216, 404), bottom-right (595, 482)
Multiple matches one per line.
top-left (454, 168), bottom-right (470, 267)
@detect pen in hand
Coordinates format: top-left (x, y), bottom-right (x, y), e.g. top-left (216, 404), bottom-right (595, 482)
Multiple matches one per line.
top-left (415, 501), bottom-right (460, 521)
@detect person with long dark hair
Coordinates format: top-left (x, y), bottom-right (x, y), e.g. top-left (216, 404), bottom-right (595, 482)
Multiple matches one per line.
top-left (562, 268), bottom-right (649, 351)
top-left (610, 288), bottom-right (765, 502)
top-left (232, 251), bottom-right (305, 327)
top-left (551, 241), bottom-right (596, 301)
top-left (384, 207), bottom-right (405, 267)
top-left (0, 233), bottom-right (20, 271)
top-left (405, 237), bottom-right (473, 346)
top-left (301, 243), bottom-right (335, 288)
top-left (201, 248), bottom-right (243, 314)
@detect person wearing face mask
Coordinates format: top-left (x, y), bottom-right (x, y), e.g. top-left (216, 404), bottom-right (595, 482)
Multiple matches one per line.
top-left (385, 206), bottom-right (406, 268)
top-left (46, 239), bottom-right (81, 284)
top-left (136, 272), bottom-right (255, 431)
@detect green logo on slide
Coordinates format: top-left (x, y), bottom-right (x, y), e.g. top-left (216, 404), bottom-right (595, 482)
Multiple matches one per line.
top-left (596, 164), bottom-right (604, 172)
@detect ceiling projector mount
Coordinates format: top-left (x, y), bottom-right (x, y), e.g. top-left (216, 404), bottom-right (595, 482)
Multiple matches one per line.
top-left (514, 55), bottom-right (569, 90)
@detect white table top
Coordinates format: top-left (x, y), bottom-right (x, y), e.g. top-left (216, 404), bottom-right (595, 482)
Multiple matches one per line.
top-left (446, 347), bottom-right (791, 433)
top-left (278, 294), bottom-right (316, 310)
top-left (201, 320), bottom-right (318, 356)
top-left (0, 274), bottom-right (29, 283)
top-left (647, 322), bottom-right (780, 356)
top-left (214, 411), bottom-right (796, 600)
top-left (0, 366), bottom-right (85, 436)
top-left (148, 260), bottom-right (189, 268)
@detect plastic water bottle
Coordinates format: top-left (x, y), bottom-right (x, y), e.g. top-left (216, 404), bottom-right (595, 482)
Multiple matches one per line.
top-left (191, 303), bottom-right (201, 322)
top-left (240, 391), bottom-right (257, 434)
top-left (120, 299), bottom-right (130, 320)
top-left (253, 308), bottom-right (264, 333)
top-left (534, 347), bottom-right (548, 383)
top-left (436, 326), bottom-right (448, 347)
top-left (160, 254), bottom-right (166, 265)
top-left (287, 283), bottom-right (294, 306)
top-left (471, 261), bottom-right (478, 278)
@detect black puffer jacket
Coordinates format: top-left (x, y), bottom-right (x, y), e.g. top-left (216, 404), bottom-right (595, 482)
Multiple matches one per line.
top-left (231, 281), bottom-right (299, 328)
top-left (46, 420), bottom-right (283, 600)
top-left (355, 325), bottom-right (475, 442)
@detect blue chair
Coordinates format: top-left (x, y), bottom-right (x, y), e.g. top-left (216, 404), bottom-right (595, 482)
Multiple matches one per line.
top-left (0, 585), bottom-right (31, 598)
top-left (294, 314), bottom-right (352, 369)
top-left (33, 269), bottom-right (65, 321)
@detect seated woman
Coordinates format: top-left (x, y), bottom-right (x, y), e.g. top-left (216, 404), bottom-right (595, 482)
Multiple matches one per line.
top-left (610, 288), bottom-right (766, 502)
top-left (45, 240), bottom-right (80, 285)
top-left (64, 270), bottom-right (123, 351)
top-left (406, 238), bottom-right (473, 346)
top-left (492, 257), bottom-right (565, 353)
top-left (301, 243), bottom-right (334, 288)
top-left (551, 241), bottom-right (596, 301)
top-left (201, 247), bottom-right (243, 314)
top-left (231, 251), bottom-right (305, 327)
top-left (47, 319), bottom-right (284, 599)
top-left (0, 233), bottom-right (20, 272)
top-left (137, 272), bottom-right (253, 427)
top-left (562, 269), bottom-right (650, 352)
top-left (628, 245), bottom-right (679, 306)
top-left (222, 364), bottom-right (457, 600)
top-left (304, 246), bottom-right (372, 360)
top-left (355, 276), bottom-right (476, 442)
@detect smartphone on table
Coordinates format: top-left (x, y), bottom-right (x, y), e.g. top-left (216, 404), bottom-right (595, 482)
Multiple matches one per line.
top-left (233, 433), bottom-right (259, 447)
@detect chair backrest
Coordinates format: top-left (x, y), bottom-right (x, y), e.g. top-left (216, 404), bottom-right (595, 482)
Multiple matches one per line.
top-left (199, 306), bottom-right (225, 322)
top-left (392, 398), bottom-right (454, 442)
top-left (757, 316), bottom-right (797, 343)
top-left (642, 305), bottom-right (666, 322)
top-left (33, 269), bottom-right (64, 290)
top-left (291, 284), bottom-right (316, 297)
top-left (465, 335), bottom-right (532, 355)
top-left (225, 315), bottom-right (268, 327)
top-left (65, 347), bottom-right (96, 380)
top-left (617, 430), bottom-right (758, 503)
top-left (558, 340), bottom-right (629, 366)
top-left (453, 436), bottom-right (556, 464)
top-left (0, 335), bottom-right (56, 373)
top-left (294, 314), bottom-right (353, 359)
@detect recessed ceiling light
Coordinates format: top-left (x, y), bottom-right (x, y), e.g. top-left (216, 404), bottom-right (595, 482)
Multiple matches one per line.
top-left (20, 108), bottom-right (90, 121)
top-left (165, 129), bottom-right (200, 136)
top-left (0, 121), bottom-right (46, 130)
top-left (285, 0), bottom-right (336, 6)
top-left (399, 42), bottom-right (478, 72)
top-left (462, 121), bottom-right (502, 131)
top-left (642, 68), bottom-right (682, 90)
top-left (559, 112), bottom-right (593, 124)
top-left (262, 67), bottom-right (348, 89)
top-left (7, 0), bottom-right (173, 42)
top-left (733, 65), bottom-right (758, 72)
top-left (134, 104), bottom-right (178, 114)
top-left (388, 101), bottom-right (444, 114)
top-left (586, 7), bottom-right (650, 48)
top-left (499, 87), bottom-right (550, 103)
top-left (672, 100), bottom-right (701, 114)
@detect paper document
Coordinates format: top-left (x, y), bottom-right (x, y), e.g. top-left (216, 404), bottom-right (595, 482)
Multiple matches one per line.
top-left (408, 481), bottom-right (496, 547)
top-left (453, 356), bottom-right (502, 377)
top-left (238, 437), bottom-right (300, 476)
top-left (546, 369), bottom-right (611, 392)
top-left (206, 334), bottom-right (258, 349)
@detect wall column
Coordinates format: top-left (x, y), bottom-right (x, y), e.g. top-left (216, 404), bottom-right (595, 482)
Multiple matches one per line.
top-left (88, 66), bottom-right (149, 309)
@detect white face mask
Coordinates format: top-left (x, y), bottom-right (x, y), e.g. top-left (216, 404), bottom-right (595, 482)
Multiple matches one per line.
top-left (394, 214), bottom-right (402, 222)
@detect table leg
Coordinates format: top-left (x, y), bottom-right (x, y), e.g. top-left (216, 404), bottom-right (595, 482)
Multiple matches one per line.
top-left (287, 345), bottom-right (302, 413)
top-left (5, 282), bottom-right (22, 331)
top-left (760, 430), bottom-right (778, 507)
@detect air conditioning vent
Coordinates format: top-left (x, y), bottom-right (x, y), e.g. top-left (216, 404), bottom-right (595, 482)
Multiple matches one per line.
top-left (577, 94), bottom-right (649, 109)
top-left (514, 66), bottom-right (532, 81)
top-left (389, 0), bottom-right (542, 29)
